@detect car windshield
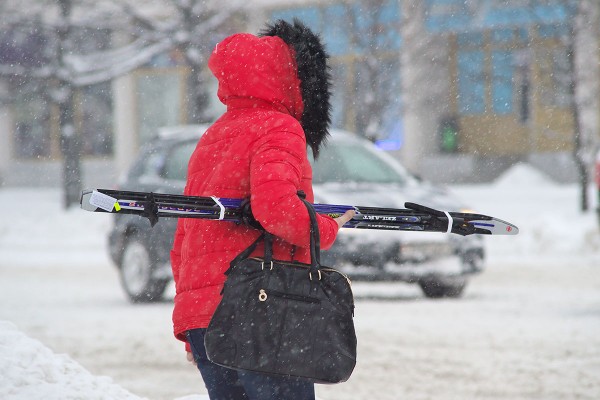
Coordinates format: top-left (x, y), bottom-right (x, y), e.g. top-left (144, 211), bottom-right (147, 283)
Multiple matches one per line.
top-left (312, 142), bottom-right (408, 185)
top-left (162, 141), bottom-right (197, 181)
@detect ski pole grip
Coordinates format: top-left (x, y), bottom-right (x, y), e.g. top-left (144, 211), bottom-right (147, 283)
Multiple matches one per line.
top-left (240, 199), bottom-right (264, 231)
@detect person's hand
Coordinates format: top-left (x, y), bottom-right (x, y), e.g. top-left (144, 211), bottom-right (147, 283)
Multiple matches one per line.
top-left (186, 351), bottom-right (196, 365)
top-left (334, 210), bottom-right (355, 229)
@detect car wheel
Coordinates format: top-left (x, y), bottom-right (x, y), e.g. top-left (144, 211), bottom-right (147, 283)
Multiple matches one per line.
top-left (418, 276), bottom-right (467, 298)
top-left (461, 248), bottom-right (485, 274)
top-left (120, 232), bottom-right (168, 303)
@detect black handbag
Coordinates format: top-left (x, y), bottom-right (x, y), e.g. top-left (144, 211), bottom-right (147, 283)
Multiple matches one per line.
top-left (204, 196), bottom-right (357, 384)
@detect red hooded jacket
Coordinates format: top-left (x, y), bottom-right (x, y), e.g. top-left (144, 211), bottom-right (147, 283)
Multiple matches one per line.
top-left (170, 32), bottom-right (339, 344)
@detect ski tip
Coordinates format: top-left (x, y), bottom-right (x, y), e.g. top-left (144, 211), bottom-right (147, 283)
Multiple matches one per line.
top-left (80, 188), bottom-right (119, 213)
top-left (468, 218), bottom-right (519, 235)
top-left (80, 190), bottom-right (97, 211)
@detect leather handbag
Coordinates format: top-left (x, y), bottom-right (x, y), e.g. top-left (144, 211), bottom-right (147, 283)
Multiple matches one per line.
top-left (204, 196), bottom-right (357, 384)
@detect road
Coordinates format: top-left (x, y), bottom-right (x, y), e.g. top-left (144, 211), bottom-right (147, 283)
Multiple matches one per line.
top-left (1, 255), bottom-right (599, 400)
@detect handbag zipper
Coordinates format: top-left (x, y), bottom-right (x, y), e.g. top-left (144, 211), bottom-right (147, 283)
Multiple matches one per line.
top-left (321, 267), bottom-right (352, 285)
top-left (258, 289), bottom-right (320, 304)
top-left (249, 258), bottom-right (353, 286)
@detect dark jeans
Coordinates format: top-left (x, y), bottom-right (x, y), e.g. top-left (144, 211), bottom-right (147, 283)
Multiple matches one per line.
top-left (186, 329), bottom-right (316, 400)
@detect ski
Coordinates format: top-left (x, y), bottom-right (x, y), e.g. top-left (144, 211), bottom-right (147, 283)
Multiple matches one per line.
top-left (80, 188), bottom-right (519, 236)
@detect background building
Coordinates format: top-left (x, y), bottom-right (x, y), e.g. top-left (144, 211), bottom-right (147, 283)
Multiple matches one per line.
top-left (0, 0), bottom-right (598, 192)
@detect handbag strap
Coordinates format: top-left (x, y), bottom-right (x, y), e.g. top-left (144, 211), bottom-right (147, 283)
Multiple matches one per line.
top-left (229, 232), bottom-right (265, 270)
top-left (263, 191), bottom-right (321, 276)
top-left (301, 195), bottom-right (321, 268)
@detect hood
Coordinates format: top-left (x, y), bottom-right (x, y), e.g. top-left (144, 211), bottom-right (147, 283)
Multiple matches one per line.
top-left (208, 19), bottom-right (332, 158)
top-left (208, 32), bottom-right (304, 120)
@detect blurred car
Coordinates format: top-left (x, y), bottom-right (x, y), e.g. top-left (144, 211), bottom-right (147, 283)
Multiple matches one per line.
top-left (109, 126), bottom-right (485, 302)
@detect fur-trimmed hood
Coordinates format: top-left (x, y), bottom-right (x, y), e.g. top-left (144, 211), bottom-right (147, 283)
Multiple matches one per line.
top-left (260, 19), bottom-right (332, 157)
top-left (208, 19), bottom-right (332, 157)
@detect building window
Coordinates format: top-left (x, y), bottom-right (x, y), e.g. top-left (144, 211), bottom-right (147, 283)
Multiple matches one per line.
top-left (354, 57), bottom-right (402, 137)
top-left (13, 81), bottom-right (113, 159)
top-left (537, 24), bottom-right (572, 108)
top-left (538, 46), bottom-right (571, 108)
top-left (322, 4), bottom-right (349, 56)
top-left (9, 25), bottom-right (114, 159)
top-left (329, 62), bottom-right (350, 128)
top-left (456, 28), bottom-right (526, 116)
top-left (491, 50), bottom-right (514, 114)
top-left (135, 69), bottom-right (188, 145)
top-left (538, 23), bottom-right (570, 39)
top-left (425, 0), bottom-right (471, 32)
top-left (270, 0), bottom-right (401, 137)
top-left (457, 50), bottom-right (485, 115)
top-left (13, 80), bottom-right (52, 159)
top-left (78, 82), bottom-right (113, 156)
top-left (271, 5), bottom-right (322, 29)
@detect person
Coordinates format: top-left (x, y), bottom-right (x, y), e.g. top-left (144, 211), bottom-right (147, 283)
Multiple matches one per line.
top-left (169, 19), bottom-right (355, 400)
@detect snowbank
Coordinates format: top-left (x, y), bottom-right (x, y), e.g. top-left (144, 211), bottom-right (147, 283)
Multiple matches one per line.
top-left (453, 163), bottom-right (600, 265)
top-left (0, 321), bottom-right (143, 400)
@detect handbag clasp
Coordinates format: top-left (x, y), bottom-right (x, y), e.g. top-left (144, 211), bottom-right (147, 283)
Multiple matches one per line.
top-left (258, 289), bottom-right (268, 302)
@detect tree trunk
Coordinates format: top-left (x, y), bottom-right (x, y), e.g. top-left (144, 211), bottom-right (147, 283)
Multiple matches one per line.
top-left (568, 12), bottom-right (588, 212)
top-left (57, 0), bottom-right (82, 208)
top-left (187, 68), bottom-right (211, 124)
top-left (59, 93), bottom-right (82, 208)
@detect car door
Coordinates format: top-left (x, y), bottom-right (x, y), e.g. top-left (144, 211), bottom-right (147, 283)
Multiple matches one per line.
top-left (148, 139), bottom-right (198, 265)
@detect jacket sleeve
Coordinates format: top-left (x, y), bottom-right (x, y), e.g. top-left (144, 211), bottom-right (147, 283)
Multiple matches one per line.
top-left (249, 125), bottom-right (339, 250)
top-left (172, 222), bottom-right (194, 353)
top-left (170, 218), bottom-right (185, 284)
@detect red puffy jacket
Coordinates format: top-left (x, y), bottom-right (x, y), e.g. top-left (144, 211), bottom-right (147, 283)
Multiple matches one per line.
top-left (170, 32), bottom-right (339, 344)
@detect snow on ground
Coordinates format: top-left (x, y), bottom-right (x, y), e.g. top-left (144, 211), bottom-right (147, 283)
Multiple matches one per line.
top-left (0, 162), bottom-right (599, 399)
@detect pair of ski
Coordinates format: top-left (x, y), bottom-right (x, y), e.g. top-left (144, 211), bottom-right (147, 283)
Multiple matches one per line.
top-left (80, 188), bottom-right (518, 236)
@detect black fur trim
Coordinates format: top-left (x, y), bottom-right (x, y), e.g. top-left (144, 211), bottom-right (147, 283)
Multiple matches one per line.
top-left (259, 19), bottom-right (332, 158)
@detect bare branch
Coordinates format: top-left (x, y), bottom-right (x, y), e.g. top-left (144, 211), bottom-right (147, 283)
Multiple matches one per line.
top-left (70, 38), bottom-right (173, 86)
